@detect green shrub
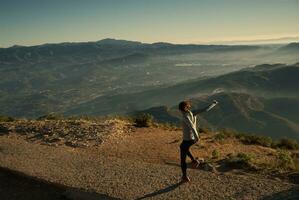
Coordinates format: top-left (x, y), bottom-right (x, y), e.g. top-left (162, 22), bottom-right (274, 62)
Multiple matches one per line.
top-left (239, 134), bottom-right (273, 147)
top-left (213, 129), bottom-right (299, 150)
top-left (155, 122), bottom-right (180, 130)
top-left (234, 132), bottom-right (247, 140)
top-left (215, 128), bottom-right (237, 140)
top-left (198, 127), bottom-right (210, 134)
top-left (225, 153), bottom-right (256, 170)
top-left (105, 114), bottom-right (135, 123)
top-left (276, 150), bottom-right (295, 170)
top-left (0, 115), bottom-right (14, 122)
top-left (212, 149), bottom-right (220, 159)
top-left (37, 113), bottom-right (64, 120)
top-left (134, 113), bottom-right (154, 127)
top-left (214, 129), bottom-right (273, 148)
top-left (275, 138), bottom-right (299, 150)
top-left (234, 153), bottom-right (254, 162)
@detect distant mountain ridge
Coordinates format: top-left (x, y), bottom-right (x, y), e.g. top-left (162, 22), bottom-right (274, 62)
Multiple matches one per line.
top-left (0, 38), bottom-right (263, 63)
top-left (96, 38), bottom-right (143, 46)
top-left (0, 39), bottom-right (299, 139)
top-left (279, 42), bottom-right (299, 51)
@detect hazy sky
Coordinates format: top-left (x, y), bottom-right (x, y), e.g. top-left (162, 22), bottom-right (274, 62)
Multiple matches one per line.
top-left (1, 0), bottom-right (299, 47)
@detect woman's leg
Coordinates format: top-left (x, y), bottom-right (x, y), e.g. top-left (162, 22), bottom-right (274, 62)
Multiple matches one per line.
top-left (180, 140), bottom-right (195, 177)
top-left (180, 141), bottom-right (188, 177)
top-left (186, 149), bottom-right (195, 161)
top-left (186, 140), bottom-right (196, 161)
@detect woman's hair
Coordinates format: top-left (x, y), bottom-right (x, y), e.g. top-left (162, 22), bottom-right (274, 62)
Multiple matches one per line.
top-left (178, 100), bottom-right (191, 111)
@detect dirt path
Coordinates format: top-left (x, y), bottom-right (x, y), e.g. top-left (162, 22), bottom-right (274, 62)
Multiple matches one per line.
top-left (1, 130), bottom-right (299, 199)
top-left (98, 127), bottom-right (280, 168)
top-left (0, 167), bottom-right (119, 200)
top-left (97, 127), bottom-right (182, 164)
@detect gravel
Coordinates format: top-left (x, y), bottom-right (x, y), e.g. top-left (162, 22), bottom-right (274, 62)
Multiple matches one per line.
top-left (1, 133), bottom-right (299, 200)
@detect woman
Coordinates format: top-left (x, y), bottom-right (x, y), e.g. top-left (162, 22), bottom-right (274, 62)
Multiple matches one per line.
top-left (178, 99), bottom-right (218, 183)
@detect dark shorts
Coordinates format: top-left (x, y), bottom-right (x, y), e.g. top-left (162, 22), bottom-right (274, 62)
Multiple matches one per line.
top-left (180, 140), bottom-right (196, 149)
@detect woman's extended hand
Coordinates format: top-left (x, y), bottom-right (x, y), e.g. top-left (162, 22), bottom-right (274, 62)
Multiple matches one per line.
top-left (206, 100), bottom-right (219, 112)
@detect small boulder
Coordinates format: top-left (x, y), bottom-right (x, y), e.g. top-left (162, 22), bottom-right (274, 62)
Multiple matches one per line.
top-left (201, 163), bottom-right (217, 172)
top-left (0, 125), bottom-right (9, 135)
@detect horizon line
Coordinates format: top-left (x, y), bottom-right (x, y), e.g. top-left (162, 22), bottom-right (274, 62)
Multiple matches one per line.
top-left (1, 36), bottom-right (299, 48)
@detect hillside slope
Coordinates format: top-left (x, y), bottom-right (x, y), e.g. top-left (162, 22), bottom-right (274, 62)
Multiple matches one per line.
top-left (65, 64), bottom-right (299, 140)
top-left (136, 93), bottom-right (299, 140)
top-left (66, 63), bottom-right (299, 115)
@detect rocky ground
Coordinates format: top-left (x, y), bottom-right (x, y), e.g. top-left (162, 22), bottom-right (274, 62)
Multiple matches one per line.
top-left (0, 119), bottom-right (132, 147)
top-left (0, 119), bottom-right (299, 200)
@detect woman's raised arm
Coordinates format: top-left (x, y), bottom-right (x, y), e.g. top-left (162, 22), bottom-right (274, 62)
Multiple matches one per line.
top-left (192, 100), bottom-right (218, 115)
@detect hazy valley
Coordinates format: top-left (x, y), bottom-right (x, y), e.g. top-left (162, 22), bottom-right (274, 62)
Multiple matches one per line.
top-left (1, 39), bottom-right (299, 139)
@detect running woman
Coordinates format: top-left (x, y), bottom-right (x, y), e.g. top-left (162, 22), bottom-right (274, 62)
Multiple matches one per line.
top-left (178, 100), bottom-right (218, 183)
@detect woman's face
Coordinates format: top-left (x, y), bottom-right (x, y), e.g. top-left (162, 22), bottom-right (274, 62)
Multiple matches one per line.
top-left (184, 103), bottom-right (191, 111)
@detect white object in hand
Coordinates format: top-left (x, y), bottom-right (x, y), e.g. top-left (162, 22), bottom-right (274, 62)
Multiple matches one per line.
top-left (206, 100), bottom-right (219, 111)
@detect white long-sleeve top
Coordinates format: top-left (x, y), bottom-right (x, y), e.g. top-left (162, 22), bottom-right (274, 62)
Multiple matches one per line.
top-left (181, 102), bottom-right (218, 141)
top-left (181, 110), bottom-right (199, 141)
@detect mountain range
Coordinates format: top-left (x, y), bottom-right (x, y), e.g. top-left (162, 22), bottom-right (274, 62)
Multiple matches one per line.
top-left (0, 39), bottom-right (298, 139)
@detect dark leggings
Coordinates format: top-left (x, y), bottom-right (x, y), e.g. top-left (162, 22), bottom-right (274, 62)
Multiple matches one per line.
top-left (180, 140), bottom-right (196, 177)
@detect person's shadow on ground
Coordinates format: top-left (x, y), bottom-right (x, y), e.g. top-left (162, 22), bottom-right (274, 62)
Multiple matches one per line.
top-left (0, 166), bottom-right (120, 200)
top-left (135, 182), bottom-right (183, 200)
top-left (261, 187), bottom-right (299, 200)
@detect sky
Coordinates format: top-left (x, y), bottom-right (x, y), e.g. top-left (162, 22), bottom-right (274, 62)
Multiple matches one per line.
top-left (1, 0), bottom-right (299, 47)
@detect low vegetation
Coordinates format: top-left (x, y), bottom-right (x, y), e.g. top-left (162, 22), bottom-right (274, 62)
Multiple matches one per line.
top-left (133, 113), bottom-right (154, 127)
top-left (210, 129), bottom-right (299, 173)
top-left (222, 152), bottom-right (256, 171)
top-left (214, 128), bottom-right (299, 150)
top-left (214, 128), bottom-right (237, 140)
top-left (220, 151), bottom-right (298, 172)
top-left (153, 122), bottom-right (181, 131)
top-left (212, 149), bottom-right (220, 159)
top-left (275, 150), bottom-right (296, 171)
top-left (37, 113), bottom-right (64, 120)
top-left (0, 115), bottom-right (14, 122)
top-left (237, 134), bottom-right (273, 147)
top-left (274, 138), bottom-right (299, 150)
